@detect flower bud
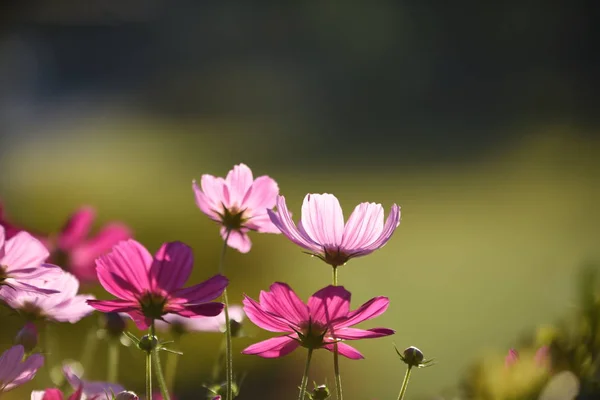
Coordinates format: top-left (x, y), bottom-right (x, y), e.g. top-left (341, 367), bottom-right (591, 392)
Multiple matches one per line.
top-left (14, 322), bottom-right (38, 352)
top-left (229, 319), bottom-right (243, 338)
top-left (115, 391), bottom-right (139, 400)
top-left (138, 335), bottom-right (158, 352)
top-left (310, 384), bottom-right (330, 400)
top-left (403, 346), bottom-right (424, 367)
top-left (104, 313), bottom-right (127, 338)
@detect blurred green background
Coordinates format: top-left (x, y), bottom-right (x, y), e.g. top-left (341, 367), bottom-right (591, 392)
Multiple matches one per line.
top-left (0, 2), bottom-right (598, 399)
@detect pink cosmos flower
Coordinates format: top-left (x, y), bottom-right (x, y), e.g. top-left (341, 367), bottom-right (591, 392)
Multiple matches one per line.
top-left (0, 345), bottom-right (44, 392)
top-left (0, 226), bottom-right (61, 295)
top-left (268, 194), bottom-right (401, 267)
top-left (31, 387), bottom-right (84, 400)
top-left (87, 239), bottom-right (228, 330)
top-left (242, 283), bottom-right (394, 359)
top-left (2, 270), bottom-right (95, 323)
top-left (192, 163), bottom-right (280, 253)
top-left (52, 207), bottom-right (132, 283)
top-left (156, 305), bottom-right (245, 334)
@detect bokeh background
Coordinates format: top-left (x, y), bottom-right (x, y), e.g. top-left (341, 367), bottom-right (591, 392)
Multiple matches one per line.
top-left (0, 1), bottom-right (598, 399)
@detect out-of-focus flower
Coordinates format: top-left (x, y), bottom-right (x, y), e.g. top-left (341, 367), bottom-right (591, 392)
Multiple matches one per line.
top-left (505, 348), bottom-right (519, 367)
top-left (505, 347), bottom-right (550, 369)
top-left (242, 282), bottom-right (394, 359)
top-left (268, 194), bottom-right (401, 268)
top-left (103, 312), bottom-right (127, 339)
top-left (192, 163), bottom-right (280, 253)
top-left (62, 363), bottom-right (124, 399)
top-left (0, 226), bottom-right (62, 296)
top-left (31, 387), bottom-right (83, 400)
top-left (155, 305), bottom-right (245, 335)
top-left (52, 207), bottom-right (131, 283)
top-left (2, 270), bottom-right (95, 323)
top-left (114, 392), bottom-right (139, 400)
top-left (88, 240), bottom-right (228, 330)
top-left (15, 322), bottom-right (39, 352)
top-left (0, 345), bottom-right (44, 392)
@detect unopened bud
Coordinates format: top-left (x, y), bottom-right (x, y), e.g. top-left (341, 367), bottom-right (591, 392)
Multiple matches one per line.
top-left (115, 391), bottom-right (139, 400)
top-left (138, 335), bottom-right (158, 352)
top-left (310, 384), bottom-right (330, 400)
top-left (105, 313), bottom-right (127, 338)
top-left (402, 346), bottom-right (424, 367)
top-left (15, 322), bottom-right (38, 352)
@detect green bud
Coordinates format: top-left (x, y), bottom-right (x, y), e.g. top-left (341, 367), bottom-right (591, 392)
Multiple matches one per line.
top-left (138, 334), bottom-right (158, 352)
top-left (309, 384), bottom-right (330, 400)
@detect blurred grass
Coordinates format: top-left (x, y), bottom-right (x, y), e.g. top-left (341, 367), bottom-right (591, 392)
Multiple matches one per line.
top-left (0, 119), bottom-right (598, 399)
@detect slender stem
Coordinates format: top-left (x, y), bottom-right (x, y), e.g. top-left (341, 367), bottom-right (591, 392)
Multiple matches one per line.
top-left (80, 326), bottom-right (99, 374)
top-left (146, 350), bottom-right (152, 400)
top-left (219, 229), bottom-right (234, 400)
top-left (332, 266), bottom-right (338, 286)
top-left (334, 345), bottom-right (343, 400)
top-left (396, 366), bottom-right (412, 400)
top-left (165, 337), bottom-right (180, 394)
top-left (298, 349), bottom-right (313, 400)
top-left (211, 336), bottom-right (227, 381)
top-left (107, 339), bottom-right (119, 383)
top-left (153, 348), bottom-right (171, 400)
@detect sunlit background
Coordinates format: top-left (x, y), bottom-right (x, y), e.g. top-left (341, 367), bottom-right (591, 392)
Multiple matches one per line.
top-left (0, 2), bottom-right (598, 399)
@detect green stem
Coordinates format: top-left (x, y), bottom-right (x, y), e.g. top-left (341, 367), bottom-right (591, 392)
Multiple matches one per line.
top-left (334, 345), bottom-right (343, 400)
top-left (396, 366), bottom-right (412, 400)
top-left (150, 322), bottom-right (171, 400)
top-left (79, 325), bottom-right (99, 374)
top-left (164, 337), bottom-right (180, 394)
top-left (146, 350), bottom-right (152, 400)
top-left (211, 336), bottom-right (227, 381)
top-left (332, 266), bottom-right (339, 286)
top-left (219, 229), bottom-right (234, 400)
top-left (298, 349), bottom-right (313, 400)
top-left (107, 339), bottom-right (119, 383)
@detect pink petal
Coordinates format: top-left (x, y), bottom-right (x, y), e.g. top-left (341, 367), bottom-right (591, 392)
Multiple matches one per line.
top-left (340, 203), bottom-right (384, 250)
top-left (150, 242), bottom-right (193, 292)
top-left (49, 295), bottom-right (95, 323)
top-left (0, 345), bottom-right (26, 386)
top-left (323, 342), bottom-right (364, 360)
top-left (267, 196), bottom-right (321, 252)
top-left (243, 175), bottom-right (279, 212)
top-left (243, 295), bottom-right (295, 333)
top-left (333, 327), bottom-right (395, 340)
top-left (58, 207), bottom-right (95, 251)
top-left (200, 175), bottom-right (229, 211)
top-left (192, 181), bottom-right (221, 221)
top-left (225, 164), bottom-right (254, 207)
top-left (259, 282), bottom-right (309, 325)
top-left (172, 274), bottom-right (228, 304)
top-left (245, 213), bottom-right (280, 234)
top-left (170, 302), bottom-right (224, 318)
top-left (40, 389), bottom-right (65, 400)
top-left (505, 349), bottom-right (519, 367)
top-left (6, 353), bottom-right (44, 391)
top-left (124, 309), bottom-right (152, 330)
top-left (0, 231), bottom-right (50, 274)
top-left (221, 228), bottom-right (252, 253)
top-left (241, 336), bottom-right (299, 358)
top-left (0, 225), bottom-right (5, 255)
top-left (358, 204), bottom-right (401, 253)
top-left (300, 194), bottom-right (344, 247)
top-left (67, 386), bottom-right (83, 400)
top-left (87, 299), bottom-right (138, 313)
top-left (95, 240), bottom-right (153, 300)
top-left (307, 285), bottom-right (351, 326)
top-left (333, 296), bottom-right (389, 329)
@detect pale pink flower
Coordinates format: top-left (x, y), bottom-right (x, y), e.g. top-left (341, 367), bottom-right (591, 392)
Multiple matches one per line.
top-left (88, 239), bottom-right (228, 330)
top-left (52, 207), bottom-right (131, 283)
top-left (0, 345), bottom-right (44, 392)
top-left (268, 194), bottom-right (401, 267)
top-left (156, 305), bottom-right (245, 334)
top-left (192, 163), bottom-right (280, 253)
top-left (2, 270), bottom-right (95, 323)
top-left (0, 226), bottom-right (61, 296)
top-left (62, 364), bottom-right (123, 400)
top-left (242, 282), bottom-right (394, 359)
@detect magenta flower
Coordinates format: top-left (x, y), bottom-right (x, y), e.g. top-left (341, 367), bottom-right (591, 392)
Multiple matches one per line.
top-left (268, 194), bottom-right (401, 267)
top-left (192, 163), bottom-right (280, 253)
top-left (87, 239), bottom-right (228, 330)
top-left (52, 207), bottom-right (132, 283)
top-left (31, 388), bottom-right (84, 400)
top-left (2, 270), bottom-right (95, 323)
top-left (0, 226), bottom-right (61, 295)
top-left (156, 305), bottom-right (245, 334)
top-left (0, 345), bottom-right (44, 392)
top-left (242, 283), bottom-right (394, 359)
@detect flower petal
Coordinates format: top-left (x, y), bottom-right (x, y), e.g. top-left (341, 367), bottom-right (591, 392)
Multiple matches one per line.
top-left (323, 342), bottom-right (364, 360)
top-left (221, 228), bottom-right (252, 253)
top-left (150, 241), bottom-right (193, 292)
top-left (172, 274), bottom-right (228, 304)
top-left (0, 345), bottom-right (26, 387)
top-left (307, 285), bottom-right (351, 326)
top-left (200, 175), bottom-right (228, 211)
top-left (58, 207), bottom-right (95, 251)
top-left (243, 175), bottom-right (279, 212)
top-left (225, 164), bottom-right (254, 207)
top-left (300, 194), bottom-right (344, 247)
top-left (333, 296), bottom-right (389, 329)
top-left (340, 203), bottom-right (384, 250)
top-left (267, 196), bottom-right (321, 252)
top-left (193, 180), bottom-right (221, 221)
top-left (87, 299), bottom-right (138, 313)
top-left (259, 282), bottom-right (309, 325)
top-left (357, 204), bottom-right (401, 253)
top-left (5, 353), bottom-right (44, 391)
top-left (333, 327), bottom-right (395, 340)
top-left (0, 231), bottom-right (49, 274)
top-left (243, 295), bottom-right (295, 333)
top-left (241, 336), bottom-right (299, 358)
top-left (49, 295), bottom-right (95, 323)
top-left (170, 302), bottom-right (224, 318)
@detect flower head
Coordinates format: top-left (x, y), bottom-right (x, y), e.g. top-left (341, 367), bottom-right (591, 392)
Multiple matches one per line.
top-left (156, 305), bottom-right (245, 336)
top-left (31, 388), bottom-right (84, 400)
top-left (0, 345), bottom-right (44, 392)
top-left (268, 194), bottom-right (400, 267)
top-left (0, 226), bottom-right (62, 296)
top-left (193, 163), bottom-right (280, 253)
top-left (242, 282), bottom-right (394, 359)
top-left (2, 270), bottom-right (95, 323)
top-left (87, 239), bottom-right (228, 330)
top-left (53, 207), bottom-right (132, 283)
